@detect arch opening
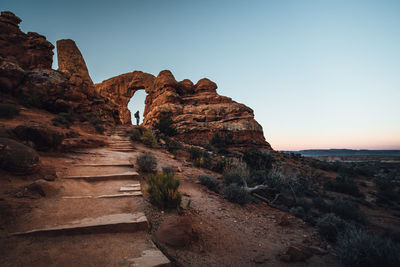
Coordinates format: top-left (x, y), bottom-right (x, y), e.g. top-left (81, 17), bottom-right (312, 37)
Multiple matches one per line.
top-left (127, 89), bottom-right (147, 125)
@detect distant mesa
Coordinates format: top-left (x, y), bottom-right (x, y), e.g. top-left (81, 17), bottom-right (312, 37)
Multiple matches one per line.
top-left (0, 11), bottom-right (272, 150)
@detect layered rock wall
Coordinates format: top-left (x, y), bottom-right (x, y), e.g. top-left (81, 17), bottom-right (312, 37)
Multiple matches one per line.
top-left (0, 11), bottom-right (272, 150)
top-left (95, 70), bottom-right (272, 149)
top-left (0, 11), bottom-right (53, 70)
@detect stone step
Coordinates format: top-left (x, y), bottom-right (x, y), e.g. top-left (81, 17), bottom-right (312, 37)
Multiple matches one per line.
top-left (109, 149), bottom-right (135, 152)
top-left (10, 212), bottom-right (148, 236)
top-left (120, 186), bottom-right (141, 192)
top-left (63, 171), bottom-right (139, 181)
top-left (97, 192), bottom-right (142, 198)
top-left (61, 191), bottom-right (142, 198)
top-left (75, 163), bottom-right (133, 167)
top-left (127, 247), bottom-right (171, 267)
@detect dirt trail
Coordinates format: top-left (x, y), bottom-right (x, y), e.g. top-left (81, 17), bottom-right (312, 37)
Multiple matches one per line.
top-left (0, 124), bottom-right (339, 266)
top-left (0, 126), bottom-right (170, 267)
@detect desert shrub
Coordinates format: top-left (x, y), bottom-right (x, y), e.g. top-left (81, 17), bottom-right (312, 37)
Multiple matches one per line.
top-left (374, 172), bottom-right (400, 206)
top-left (223, 163), bottom-right (249, 186)
top-left (162, 166), bottom-right (175, 175)
top-left (243, 147), bottom-right (274, 171)
top-left (316, 213), bottom-right (347, 242)
top-left (330, 197), bottom-right (368, 225)
top-left (211, 132), bottom-right (233, 151)
top-left (324, 175), bottom-right (364, 198)
top-left (289, 206), bottom-right (306, 219)
top-left (312, 197), bottom-right (331, 213)
top-left (224, 184), bottom-right (249, 205)
top-left (211, 159), bottom-right (226, 173)
top-left (147, 172), bottom-right (182, 209)
top-left (130, 128), bottom-right (142, 141)
top-left (0, 103), bottom-right (20, 118)
top-left (337, 227), bottom-right (400, 267)
top-left (141, 130), bottom-right (157, 147)
top-left (189, 146), bottom-right (212, 168)
top-left (295, 198), bottom-right (312, 213)
top-left (18, 92), bottom-right (42, 108)
top-left (85, 112), bottom-right (102, 125)
top-left (189, 147), bottom-right (205, 160)
top-left (248, 170), bottom-right (267, 186)
top-left (198, 175), bottom-right (220, 192)
top-left (52, 113), bottom-right (75, 128)
top-left (165, 137), bottom-right (181, 154)
top-left (136, 153), bottom-right (157, 173)
top-left (94, 125), bottom-right (105, 134)
top-left (154, 116), bottom-right (176, 136)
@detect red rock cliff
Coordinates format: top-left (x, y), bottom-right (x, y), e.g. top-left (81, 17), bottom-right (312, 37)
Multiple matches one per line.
top-left (0, 11), bottom-right (54, 70)
top-left (95, 70), bottom-right (272, 149)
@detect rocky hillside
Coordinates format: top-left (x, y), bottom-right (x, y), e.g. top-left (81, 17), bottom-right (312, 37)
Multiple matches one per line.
top-left (0, 10), bottom-right (272, 150)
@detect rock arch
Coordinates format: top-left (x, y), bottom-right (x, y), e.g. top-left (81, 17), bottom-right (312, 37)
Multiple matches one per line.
top-left (56, 39), bottom-right (272, 150)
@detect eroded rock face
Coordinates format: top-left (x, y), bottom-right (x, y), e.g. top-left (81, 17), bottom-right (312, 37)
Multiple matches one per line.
top-left (0, 11), bottom-right (272, 150)
top-left (0, 11), bottom-right (54, 70)
top-left (56, 39), bottom-right (93, 85)
top-left (96, 70), bottom-right (272, 149)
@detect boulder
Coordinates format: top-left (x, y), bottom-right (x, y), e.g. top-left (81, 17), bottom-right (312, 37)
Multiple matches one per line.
top-left (0, 138), bottom-right (39, 175)
top-left (154, 216), bottom-right (197, 247)
top-left (280, 245), bottom-right (313, 262)
top-left (27, 179), bottom-right (59, 197)
top-left (13, 124), bottom-right (64, 151)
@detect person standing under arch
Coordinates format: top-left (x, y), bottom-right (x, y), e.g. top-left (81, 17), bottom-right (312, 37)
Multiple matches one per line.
top-left (134, 111), bottom-right (140, 125)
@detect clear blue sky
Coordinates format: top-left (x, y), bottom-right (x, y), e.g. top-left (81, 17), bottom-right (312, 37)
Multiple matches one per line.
top-left (4, 0), bottom-right (400, 150)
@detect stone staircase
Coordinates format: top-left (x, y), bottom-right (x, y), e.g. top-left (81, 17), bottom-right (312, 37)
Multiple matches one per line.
top-left (8, 126), bottom-right (170, 267)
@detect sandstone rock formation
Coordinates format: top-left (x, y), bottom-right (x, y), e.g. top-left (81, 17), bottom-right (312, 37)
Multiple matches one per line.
top-left (95, 70), bottom-right (272, 149)
top-left (56, 39), bottom-right (93, 85)
top-left (0, 12), bottom-right (117, 122)
top-left (0, 11), bottom-right (54, 70)
top-left (0, 11), bottom-right (272, 150)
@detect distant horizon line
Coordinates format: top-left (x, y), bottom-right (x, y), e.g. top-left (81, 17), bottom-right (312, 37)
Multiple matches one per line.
top-left (278, 148), bottom-right (400, 151)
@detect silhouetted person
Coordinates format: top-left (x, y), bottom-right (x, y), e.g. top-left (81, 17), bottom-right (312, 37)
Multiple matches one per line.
top-left (134, 111), bottom-right (140, 125)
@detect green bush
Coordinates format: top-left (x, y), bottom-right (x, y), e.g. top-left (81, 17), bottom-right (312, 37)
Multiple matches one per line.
top-left (312, 197), bottom-right (331, 213)
top-left (147, 172), bottom-right (182, 209)
top-left (52, 113), bottom-right (75, 128)
top-left (18, 92), bottom-right (42, 108)
top-left (248, 170), bottom-right (268, 186)
top-left (130, 128), bottom-right (142, 141)
top-left (154, 116), bottom-right (176, 136)
top-left (94, 125), bottom-right (105, 134)
top-left (198, 175), bottom-right (220, 192)
top-left (224, 184), bottom-right (249, 205)
top-left (243, 147), bottom-right (274, 171)
top-left (0, 103), bottom-right (20, 118)
top-left (289, 206), bottom-right (306, 219)
top-left (324, 175), bottom-right (365, 198)
top-left (141, 130), bottom-right (158, 147)
top-left (165, 137), bottom-right (181, 154)
top-left (136, 153), bottom-right (157, 173)
top-left (331, 197), bottom-right (368, 225)
top-left (162, 166), bottom-right (175, 175)
top-left (223, 163), bottom-right (249, 186)
top-left (211, 132), bottom-right (233, 152)
top-left (317, 213), bottom-right (347, 242)
top-left (337, 227), bottom-right (400, 267)
top-left (189, 146), bottom-right (212, 168)
top-left (211, 159), bottom-right (227, 173)
top-left (374, 172), bottom-right (400, 206)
